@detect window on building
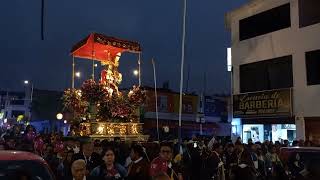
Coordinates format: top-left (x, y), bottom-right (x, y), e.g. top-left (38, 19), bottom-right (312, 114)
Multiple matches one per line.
top-left (158, 96), bottom-right (168, 112)
top-left (11, 110), bottom-right (25, 118)
top-left (0, 101), bottom-right (5, 109)
top-left (239, 3), bottom-right (291, 41)
top-left (299, 0), bottom-right (320, 28)
top-left (306, 49), bottom-right (320, 85)
top-left (240, 55), bottom-right (293, 93)
top-left (10, 96), bottom-right (25, 105)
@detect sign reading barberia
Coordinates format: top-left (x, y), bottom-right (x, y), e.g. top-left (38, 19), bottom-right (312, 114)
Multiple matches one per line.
top-left (233, 89), bottom-right (292, 118)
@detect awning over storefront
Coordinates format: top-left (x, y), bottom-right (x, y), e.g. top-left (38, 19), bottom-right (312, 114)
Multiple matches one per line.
top-left (241, 117), bottom-right (295, 124)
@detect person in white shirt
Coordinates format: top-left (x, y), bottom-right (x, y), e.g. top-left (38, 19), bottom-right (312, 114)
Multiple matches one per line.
top-left (71, 159), bottom-right (87, 180)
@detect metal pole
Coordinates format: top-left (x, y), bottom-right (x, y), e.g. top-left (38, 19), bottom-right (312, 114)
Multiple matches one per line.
top-left (41, 0), bottom-right (44, 40)
top-left (178, 0), bottom-right (187, 145)
top-left (29, 83), bottom-right (34, 121)
top-left (152, 59), bottom-right (160, 141)
top-left (230, 67), bottom-right (235, 139)
top-left (186, 64), bottom-right (190, 93)
top-left (5, 90), bottom-right (8, 119)
top-left (72, 56), bottom-right (75, 88)
top-left (138, 53), bottom-right (141, 87)
top-left (92, 43), bottom-right (95, 80)
top-left (30, 83), bottom-right (34, 103)
top-left (92, 60), bottom-right (95, 80)
top-left (199, 93), bottom-right (204, 136)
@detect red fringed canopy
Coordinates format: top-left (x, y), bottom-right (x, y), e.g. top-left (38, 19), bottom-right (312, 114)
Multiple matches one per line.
top-left (71, 33), bottom-right (141, 63)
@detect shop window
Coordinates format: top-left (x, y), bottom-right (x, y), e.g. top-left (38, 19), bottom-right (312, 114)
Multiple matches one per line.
top-left (243, 124), bottom-right (296, 143)
top-left (239, 3), bottom-right (291, 41)
top-left (299, 0), bottom-right (320, 28)
top-left (243, 124), bottom-right (264, 143)
top-left (306, 49), bottom-right (320, 85)
top-left (240, 55), bottom-right (293, 93)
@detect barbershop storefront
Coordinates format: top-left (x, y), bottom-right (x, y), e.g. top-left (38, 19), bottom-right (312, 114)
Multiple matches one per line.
top-left (232, 89), bottom-right (296, 144)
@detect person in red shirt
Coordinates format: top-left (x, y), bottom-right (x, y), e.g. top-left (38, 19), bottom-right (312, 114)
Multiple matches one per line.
top-left (150, 142), bottom-right (182, 180)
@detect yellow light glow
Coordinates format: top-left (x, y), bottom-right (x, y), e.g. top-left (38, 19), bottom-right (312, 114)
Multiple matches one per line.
top-left (107, 125), bottom-right (115, 135)
top-left (17, 115), bottom-right (24, 122)
top-left (133, 70), bottom-right (139, 76)
top-left (128, 90), bottom-right (133, 96)
top-left (77, 90), bottom-right (82, 97)
top-left (131, 124), bottom-right (138, 134)
top-left (107, 88), bottom-right (114, 95)
top-left (56, 113), bottom-right (63, 120)
top-left (119, 125), bottom-right (126, 135)
top-left (98, 126), bottom-right (104, 134)
top-left (75, 72), bottom-right (81, 77)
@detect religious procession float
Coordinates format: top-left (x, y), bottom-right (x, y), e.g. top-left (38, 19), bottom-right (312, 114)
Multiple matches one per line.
top-left (62, 33), bottom-right (148, 141)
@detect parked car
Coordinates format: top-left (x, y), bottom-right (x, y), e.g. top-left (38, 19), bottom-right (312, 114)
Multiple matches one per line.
top-left (280, 147), bottom-right (320, 180)
top-left (0, 151), bottom-right (55, 180)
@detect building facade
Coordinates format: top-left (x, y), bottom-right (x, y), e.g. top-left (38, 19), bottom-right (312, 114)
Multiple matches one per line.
top-left (0, 89), bottom-right (63, 128)
top-left (0, 91), bottom-right (30, 125)
top-left (226, 0), bottom-right (320, 143)
top-left (142, 87), bottom-right (230, 140)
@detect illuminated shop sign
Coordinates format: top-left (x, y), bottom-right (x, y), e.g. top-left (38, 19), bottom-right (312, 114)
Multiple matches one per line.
top-left (233, 89), bottom-right (292, 118)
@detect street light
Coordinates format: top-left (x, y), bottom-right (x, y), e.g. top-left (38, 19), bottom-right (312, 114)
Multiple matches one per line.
top-left (133, 69), bottom-right (139, 76)
top-left (24, 80), bottom-right (29, 85)
top-left (63, 120), bottom-right (67, 124)
top-left (75, 72), bottom-right (81, 78)
top-left (94, 63), bottom-right (98, 67)
top-left (56, 113), bottom-right (63, 120)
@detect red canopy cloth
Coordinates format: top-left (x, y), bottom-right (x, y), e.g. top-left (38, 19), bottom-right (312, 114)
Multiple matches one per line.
top-left (71, 33), bottom-right (141, 63)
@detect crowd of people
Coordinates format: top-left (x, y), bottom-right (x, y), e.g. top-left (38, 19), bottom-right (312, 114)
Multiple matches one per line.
top-left (0, 125), bottom-right (319, 180)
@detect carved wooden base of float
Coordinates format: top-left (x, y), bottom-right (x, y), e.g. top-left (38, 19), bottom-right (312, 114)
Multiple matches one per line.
top-left (79, 122), bottom-right (149, 141)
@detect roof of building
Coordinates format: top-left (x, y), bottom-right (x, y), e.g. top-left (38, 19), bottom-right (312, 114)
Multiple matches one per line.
top-left (142, 86), bottom-right (202, 97)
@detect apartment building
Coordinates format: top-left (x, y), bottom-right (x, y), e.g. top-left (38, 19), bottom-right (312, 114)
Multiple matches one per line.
top-left (226, 0), bottom-right (320, 143)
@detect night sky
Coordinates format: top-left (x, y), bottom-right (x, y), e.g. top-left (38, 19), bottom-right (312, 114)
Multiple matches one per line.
top-left (0, 0), bottom-right (246, 94)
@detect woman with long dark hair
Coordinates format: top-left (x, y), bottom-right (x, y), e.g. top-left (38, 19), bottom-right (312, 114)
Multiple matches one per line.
top-left (90, 147), bottom-right (127, 180)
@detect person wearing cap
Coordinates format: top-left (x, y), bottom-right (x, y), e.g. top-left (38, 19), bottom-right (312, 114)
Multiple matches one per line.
top-left (127, 144), bottom-right (150, 180)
